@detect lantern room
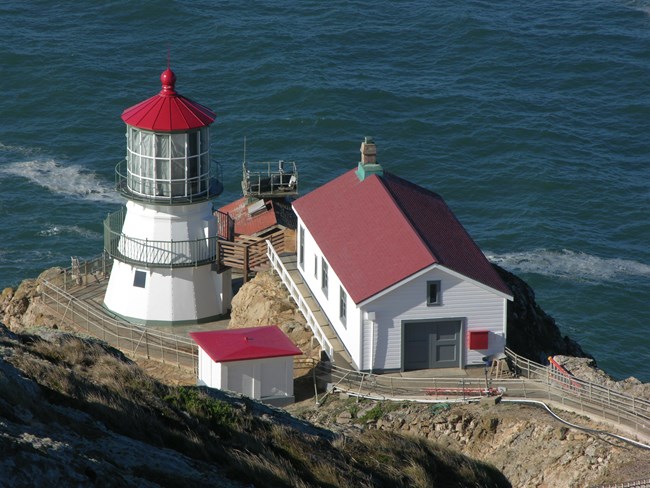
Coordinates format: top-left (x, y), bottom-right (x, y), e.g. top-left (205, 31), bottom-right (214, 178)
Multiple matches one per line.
top-left (116, 68), bottom-right (222, 204)
top-left (123, 127), bottom-right (211, 200)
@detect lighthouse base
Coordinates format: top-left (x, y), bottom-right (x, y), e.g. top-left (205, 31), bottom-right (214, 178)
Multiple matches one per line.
top-left (103, 260), bottom-right (232, 326)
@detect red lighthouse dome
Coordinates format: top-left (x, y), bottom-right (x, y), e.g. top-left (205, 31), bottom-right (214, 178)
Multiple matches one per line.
top-left (121, 68), bottom-right (216, 131)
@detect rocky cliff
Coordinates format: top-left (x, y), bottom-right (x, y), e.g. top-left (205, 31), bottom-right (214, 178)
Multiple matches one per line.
top-left (494, 264), bottom-right (590, 363)
top-left (2, 266), bottom-right (649, 486)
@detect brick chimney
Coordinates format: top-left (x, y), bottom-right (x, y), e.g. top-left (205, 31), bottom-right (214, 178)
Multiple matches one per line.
top-left (361, 136), bottom-right (377, 164)
top-left (356, 137), bottom-right (383, 181)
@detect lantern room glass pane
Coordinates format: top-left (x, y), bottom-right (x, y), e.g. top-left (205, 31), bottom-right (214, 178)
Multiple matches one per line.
top-left (141, 131), bottom-right (154, 156)
top-left (124, 126), bottom-right (212, 200)
top-left (156, 134), bottom-right (169, 158)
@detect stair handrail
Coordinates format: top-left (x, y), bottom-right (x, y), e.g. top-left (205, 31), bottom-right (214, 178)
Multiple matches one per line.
top-left (266, 240), bottom-right (335, 360)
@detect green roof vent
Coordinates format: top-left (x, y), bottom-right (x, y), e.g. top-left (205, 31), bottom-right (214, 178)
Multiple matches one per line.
top-left (356, 136), bottom-right (383, 181)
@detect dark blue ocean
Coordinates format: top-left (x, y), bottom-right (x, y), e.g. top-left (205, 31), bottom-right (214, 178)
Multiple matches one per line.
top-left (1, 1), bottom-right (649, 381)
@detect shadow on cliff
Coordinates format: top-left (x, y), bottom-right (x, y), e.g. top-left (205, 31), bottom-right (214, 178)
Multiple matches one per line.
top-left (494, 264), bottom-right (592, 365)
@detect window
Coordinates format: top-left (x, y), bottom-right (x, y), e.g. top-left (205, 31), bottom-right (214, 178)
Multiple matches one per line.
top-left (133, 270), bottom-right (147, 288)
top-left (427, 280), bottom-right (441, 306)
top-left (298, 226), bottom-right (304, 269)
top-left (321, 258), bottom-right (328, 297)
top-left (314, 255), bottom-right (318, 278)
top-left (339, 287), bottom-right (347, 326)
top-left (125, 127), bottom-right (210, 200)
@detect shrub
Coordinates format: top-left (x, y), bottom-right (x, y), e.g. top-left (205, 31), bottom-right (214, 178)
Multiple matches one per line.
top-left (164, 387), bottom-right (236, 432)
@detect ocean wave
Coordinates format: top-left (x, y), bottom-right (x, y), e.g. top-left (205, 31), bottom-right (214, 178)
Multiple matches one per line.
top-left (486, 249), bottom-right (650, 283)
top-left (0, 160), bottom-right (120, 203)
top-left (0, 142), bottom-right (42, 157)
top-left (37, 225), bottom-right (101, 239)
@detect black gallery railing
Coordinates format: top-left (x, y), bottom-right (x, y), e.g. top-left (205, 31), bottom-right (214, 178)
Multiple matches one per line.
top-left (104, 208), bottom-right (218, 268)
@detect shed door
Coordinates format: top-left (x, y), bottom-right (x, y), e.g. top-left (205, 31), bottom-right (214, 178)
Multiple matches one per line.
top-left (403, 320), bottom-right (461, 371)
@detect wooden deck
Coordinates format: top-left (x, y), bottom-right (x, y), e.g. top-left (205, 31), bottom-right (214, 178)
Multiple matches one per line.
top-left (217, 230), bottom-right (286, 281)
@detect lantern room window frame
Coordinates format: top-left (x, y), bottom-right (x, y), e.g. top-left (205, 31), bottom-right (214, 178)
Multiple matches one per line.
top-left (125, 126), bottom-right (211, 199)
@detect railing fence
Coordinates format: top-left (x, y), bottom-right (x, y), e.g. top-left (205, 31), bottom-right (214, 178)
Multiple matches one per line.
top-left (39, 255), bottom-right (650, 445)
top-left (266, 240), bottom-right (335, 360)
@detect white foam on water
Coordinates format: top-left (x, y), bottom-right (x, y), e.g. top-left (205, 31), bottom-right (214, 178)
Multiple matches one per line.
top-left (626, 0), bottom-right (650, 16)
top-left (0, 159), bottom-right (121, 203)
top-left (37, 224), bottom-right (101, 239)
top-left (486, 249), bottom-right (650, 284)
top-left (0, 142), bottom-right (41, 157)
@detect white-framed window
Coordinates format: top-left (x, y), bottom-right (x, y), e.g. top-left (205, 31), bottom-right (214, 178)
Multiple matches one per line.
top-left (321, 258), bottom-right (328, 297)
top-left (339, 286), bottom-right (347, 326)
top-left (427, 280), bottom-right (441, 306)
top-left (314, 254), bottom-right (318, 279)
top-left (125, 127), bottom-right (210, 199)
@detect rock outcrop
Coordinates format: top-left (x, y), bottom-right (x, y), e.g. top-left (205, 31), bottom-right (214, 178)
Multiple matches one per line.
top-left (288, 396), bottom-right (650, 487)
top-left (228, 271), bottom-right (320, 360)
top-left (3, 265), bottom-right (650, 486)
top-left (1, 267), bottom-right (64, 332)
top-left (494, 264), bottom-right (591, 363)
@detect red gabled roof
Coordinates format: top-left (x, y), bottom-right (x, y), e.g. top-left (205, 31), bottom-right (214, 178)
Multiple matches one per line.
top-left (121, 68), bottom-right (215, 131)
top-left (189, 326), bottom-right (302, 363)
top-left (292, 169), bottom-right (512, 304)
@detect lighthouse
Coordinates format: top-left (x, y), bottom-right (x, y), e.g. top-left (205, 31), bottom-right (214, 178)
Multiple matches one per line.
top-left (103, 68), bottom-right (231, 325)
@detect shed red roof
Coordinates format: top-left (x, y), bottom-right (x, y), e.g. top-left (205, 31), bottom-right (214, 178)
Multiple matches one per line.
top-left (218, 197), bottom-right (279, 236)
top-left (189, 326), bottom-right (302, 363)
top-left (292, 169), bottom-right (512, 304)
top-left (217, 197), bottom-right (296, 237)
top-left (121, 68), bottom-right (216, 131)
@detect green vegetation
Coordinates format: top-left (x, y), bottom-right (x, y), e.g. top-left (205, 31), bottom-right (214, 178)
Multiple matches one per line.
top-left (0, 325), bottom-right (511, 487)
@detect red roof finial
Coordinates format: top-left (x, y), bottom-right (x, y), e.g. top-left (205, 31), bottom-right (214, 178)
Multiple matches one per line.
top-left (160, 68), bottom-right (176, 96)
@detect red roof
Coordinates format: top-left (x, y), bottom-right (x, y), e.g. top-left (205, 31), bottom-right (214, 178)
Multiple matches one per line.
top-left (292, 169), bottom-right (512, 304)
top-left (121, 68), bottom-right (216, 131)
top-left (189, 326), bottom-right (302, 363)
top-left (218, 197), bottom-right (279, 236)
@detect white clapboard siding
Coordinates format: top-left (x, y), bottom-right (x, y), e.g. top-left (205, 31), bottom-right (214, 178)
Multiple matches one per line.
top-left (297, 219), bottom-right (362, 367)
top-left (361, 267), bottom-right (506, 371)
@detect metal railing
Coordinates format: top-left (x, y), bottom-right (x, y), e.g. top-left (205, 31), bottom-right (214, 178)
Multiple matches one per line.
top-left (266, 240), bottom-right (335, 360)
top-left (505, 347), bottom-right (650, 442)
top-left (39, 272), bottom-right (198, 373)
top-left (316, 363), bottom-right (501, 402)
top-left (592, 479), bottom-right (650, 488)
top-left (115, 159), bottom-right (224, 204)
top-left (41, 256), bottom-right (650, 444)
top-left (104, 208), bottom-right (218, 268)
top-left (215, 209), bottom-right (235, 241)
top-left (64, 253), bottom-right (113, 291)
top-left (311, 349), bottom-right (650, 443)
top-left (242, 160), bottom-right (298, 198)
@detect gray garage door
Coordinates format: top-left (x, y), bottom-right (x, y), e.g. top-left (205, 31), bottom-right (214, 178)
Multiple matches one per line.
top-left (403, 320), bottom-right (461, 371)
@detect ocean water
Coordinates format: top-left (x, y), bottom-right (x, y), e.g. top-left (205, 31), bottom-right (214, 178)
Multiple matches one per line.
top-left (1, 1), bottom-right (649, 381)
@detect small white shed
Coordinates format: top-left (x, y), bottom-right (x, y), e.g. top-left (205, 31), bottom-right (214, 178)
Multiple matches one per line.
top-left (189, 326), bottom-right (302, 406)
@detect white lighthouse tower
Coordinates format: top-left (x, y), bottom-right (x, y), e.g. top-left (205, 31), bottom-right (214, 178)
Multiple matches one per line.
top-left (103, 68), bottom-right (231, 325)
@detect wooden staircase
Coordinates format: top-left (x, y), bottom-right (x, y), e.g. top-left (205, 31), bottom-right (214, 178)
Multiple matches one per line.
top-left (277, 253), bottom-right (354, 369)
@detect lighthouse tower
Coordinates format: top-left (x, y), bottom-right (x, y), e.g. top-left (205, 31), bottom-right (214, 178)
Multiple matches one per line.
top-left (103, 68), bottom-right (231, 325)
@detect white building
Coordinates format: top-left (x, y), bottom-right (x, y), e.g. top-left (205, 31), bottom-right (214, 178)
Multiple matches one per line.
top-left (190, 326), bottom-right (302, 406)
top-left (292, 138), bottom-right (513, 372)
top-left (103, 68), bottom-right (231, 325)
